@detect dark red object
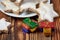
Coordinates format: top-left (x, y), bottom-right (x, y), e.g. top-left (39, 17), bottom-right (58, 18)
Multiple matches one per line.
top-left (39, 21), bottom-right (55, 28)
top-left (22, 23), bottom-right (30, 30)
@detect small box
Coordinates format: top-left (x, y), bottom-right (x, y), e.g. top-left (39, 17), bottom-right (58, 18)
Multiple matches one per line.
top-left (39, 21), bottom-right (55, 28)
top-left (29, 22), bottom-right (38, 29)
top-left (23, 18), bottom-right (32, 25)
top-left (22, 28), bottom-right (29, 33)
top-left (22, 23), bottom-right (30, 30)
top-left (43, 28), bottom-right (51, 34)
top-left (23, 18), bottom-right (38, 29)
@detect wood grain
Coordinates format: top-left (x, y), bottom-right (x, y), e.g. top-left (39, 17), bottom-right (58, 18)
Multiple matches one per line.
top-left (0, 0), bottom-right (60, 40)
top-left (51, 0), bottom-right (60, 40)
top-left (0, 11), bottom-right (12, 40)
top-left (51, 0), bottom-right (60, 15)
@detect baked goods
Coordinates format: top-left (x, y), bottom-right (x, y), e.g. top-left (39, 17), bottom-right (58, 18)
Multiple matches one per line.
top-left (0, 0), bottom-right (59, 18)
top-left (0, 18), bottom-right (11, 31)
top-left (35, 1), bottom-right (59, 22)
top-left (0, 0), bottom-right (38, 15)
top-left (1, 0), bottom-right (20, 15)
top-left (10, 0), bottom-right (23, 6)
top-left (19, 2), bottom-right (37, 13)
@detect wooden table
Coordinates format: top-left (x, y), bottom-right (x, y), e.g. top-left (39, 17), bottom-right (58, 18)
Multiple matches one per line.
top-left (0, 0), bottom-right (60, 40)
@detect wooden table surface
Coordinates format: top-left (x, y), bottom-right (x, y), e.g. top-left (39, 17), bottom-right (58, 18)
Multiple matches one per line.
top-left (0, 0), bottom-right (60, 40)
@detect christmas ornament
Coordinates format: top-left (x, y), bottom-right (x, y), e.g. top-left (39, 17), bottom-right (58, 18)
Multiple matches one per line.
top-left (22, 18), bottom-right (38, 33)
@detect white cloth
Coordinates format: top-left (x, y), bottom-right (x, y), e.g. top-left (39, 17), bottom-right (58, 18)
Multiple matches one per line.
top-left (0, 18), bottom-right (11, 30)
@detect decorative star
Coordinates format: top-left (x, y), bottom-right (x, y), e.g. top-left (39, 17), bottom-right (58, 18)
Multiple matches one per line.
top-left (20, 2), bottom-right (37, 12)
top-left (0, 18), bottom-right (11, 30)
top-left (36, 2), bottom-right (59, 22)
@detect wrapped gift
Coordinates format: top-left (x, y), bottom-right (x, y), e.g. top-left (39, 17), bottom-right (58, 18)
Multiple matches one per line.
top-left (29, 22), bottom-right (38, 29)
top-left (39, 21), bottom-right (55, 28)
top-left (23, 18), bottom-right (38, 29)
top-left (22, 28), bottom-right (29, 33)
top-left (22, 23), bottom-right (30, 30)
top-left (23, 18), bottom-right (32, 25)
top-left (43, 28), bottom-right (51, 37)
top-left (43, 28), bottom-right (51, 33)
